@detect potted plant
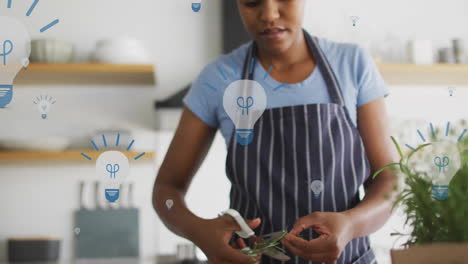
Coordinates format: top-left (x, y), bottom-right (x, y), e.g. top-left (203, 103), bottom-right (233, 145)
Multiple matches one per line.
top-left (373, 128), bottom-right (468, 264)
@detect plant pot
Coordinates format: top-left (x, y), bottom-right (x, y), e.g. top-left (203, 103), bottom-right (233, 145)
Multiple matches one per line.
top-left (391, 243), bottom-right (468, 264)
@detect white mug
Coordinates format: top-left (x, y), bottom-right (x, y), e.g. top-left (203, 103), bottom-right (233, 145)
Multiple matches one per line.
top-left (408, 40), bottom-right (434, 65)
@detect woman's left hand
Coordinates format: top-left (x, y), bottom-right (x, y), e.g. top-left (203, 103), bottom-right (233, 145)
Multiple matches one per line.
top-left (281, 212), bottom-right (354, 263)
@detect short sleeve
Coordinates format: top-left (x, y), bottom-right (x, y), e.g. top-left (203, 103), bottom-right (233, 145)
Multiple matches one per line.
top-left (183, 63), bottom-right (223, 128)
top-left (354, 46), bottom-right (389, 107)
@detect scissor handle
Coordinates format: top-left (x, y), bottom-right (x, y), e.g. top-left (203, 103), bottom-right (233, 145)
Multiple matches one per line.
top-left (221, 209), bottom-right (254, 238)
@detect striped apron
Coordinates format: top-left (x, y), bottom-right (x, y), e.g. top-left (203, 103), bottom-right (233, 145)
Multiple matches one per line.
top-left (225, 31), bottom-right (377, 264)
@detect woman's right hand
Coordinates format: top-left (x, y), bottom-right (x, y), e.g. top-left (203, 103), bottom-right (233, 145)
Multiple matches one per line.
top-left (194, 215), bottom-right (262, 264)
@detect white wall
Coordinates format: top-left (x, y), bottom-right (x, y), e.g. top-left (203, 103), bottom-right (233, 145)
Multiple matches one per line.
top-left (1, 0), bottom-right (468, 262)
top-left (0, 0), bottom-right (223, 261)
top-left (0, 0), bottom-right (223, 139)
top-left (303, 0), bottom-right (468, 63)
top-left (0, 131), bottom-right (230, 261)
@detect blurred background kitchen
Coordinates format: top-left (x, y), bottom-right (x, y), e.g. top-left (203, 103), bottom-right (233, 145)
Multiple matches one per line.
top-left (0, 0), bottom-right (468, 263)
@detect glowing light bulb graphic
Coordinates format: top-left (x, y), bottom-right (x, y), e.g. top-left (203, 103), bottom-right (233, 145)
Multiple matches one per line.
top-left (428, 141), bottom-right (461, 200)
top-left (311, 180), bottom-right (324, 199)
top-left (33, 95), bottom-right (56, 119)
top-left (192, 0), bottom-right (202, 12)
top-left (448, 87), bottom-right (456, 97)
top-left (96, 151), bottom-right (129, 203)
top-left (223, 80), bottom-right (267, 146)
top-left (350, 16), bottom-right (360, 27)
top-left (166, 199), bottom-right (174, 210)
top-left (0, 16), bottom-right (31, 108)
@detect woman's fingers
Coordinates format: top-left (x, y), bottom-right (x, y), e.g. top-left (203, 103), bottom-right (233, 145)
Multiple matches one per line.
top-left (285, 233), bottom-right (328, 250)
top-left (282, 233), bottom-right (329, 254)
top-left (246, 218), bottom-right (262, 229)
top-left (281, 236), bottom-right (335, 263)
top-left (289, 213), bottom-right (323, 235)
top-left (282, 233), bottom-right (326, 254)
top-left (236, 238), bottom-right (247, 249)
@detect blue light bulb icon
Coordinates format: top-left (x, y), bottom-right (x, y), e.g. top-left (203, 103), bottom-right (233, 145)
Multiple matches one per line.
top-left (1, 40), bottom-right (13, 65)
top-left (429, 141), bottom-right (461, 200)
top-left (223, 80), bottom-right (267, 146)
top-left (0, 39), bottom-right (15, 108)
top-left (33, 95), bottom-right (56, 119)
top-left (0, 16), bottom-right (31, 108)
top-left (106, 163), bottom-right (120, 179)
top-left (237, 96), bottom-right (254, 115)
top-left (192, 0), bottom-right (202, 12)
top-left (96, 151), bottom-right (129, 203)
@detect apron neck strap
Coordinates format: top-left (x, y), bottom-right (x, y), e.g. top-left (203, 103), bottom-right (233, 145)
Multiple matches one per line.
top-left (304, 31), bottom-right (345, 106)
top-left (241, 29), bottom-right (346, 106)
top-left (242, 43), bottom-right (257, 80)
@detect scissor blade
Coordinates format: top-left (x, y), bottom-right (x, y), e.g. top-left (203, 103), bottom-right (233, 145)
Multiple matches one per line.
top-left (261, 231), bottom-right (287, 243)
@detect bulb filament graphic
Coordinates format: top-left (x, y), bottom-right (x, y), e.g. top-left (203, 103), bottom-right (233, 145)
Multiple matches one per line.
top-left (237, 96), bottom-right (254, 115)
top-left (434, 156), bottom-right (449, 173)
top-left (106, 163), bottom-right (120, 179)
top-left (1, 40), bottom-right (13, 65)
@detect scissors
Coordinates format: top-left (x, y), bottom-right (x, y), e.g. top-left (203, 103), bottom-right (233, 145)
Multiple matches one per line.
top-left (222, 209), bottom-right (291, 261)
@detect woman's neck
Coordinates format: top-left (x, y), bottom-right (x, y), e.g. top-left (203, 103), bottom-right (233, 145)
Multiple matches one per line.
top-left (256, 32), bottom-right (312, 72)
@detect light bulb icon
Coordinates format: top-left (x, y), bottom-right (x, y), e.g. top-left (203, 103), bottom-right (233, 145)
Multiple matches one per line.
top-left (96, 151), bottom-right (129, 203)
top-left (311, 180), bottom-right (324, 199)
top-left (33, 95), bottom-right (56, 119)
top-left (192, 0), bottom-right (202, 12)
top-left (223, 80), bottom-right (267, 146)
top-left (350, 16), bottom-right (360, 27)
top-left (166, 199), bottom-right (174, 210)
top-left (428, 141), bottom-right (461, 200)
top-left (0, 16), bottom-right (31, 108)
top-left (448, 87), bottom-right (456, 97)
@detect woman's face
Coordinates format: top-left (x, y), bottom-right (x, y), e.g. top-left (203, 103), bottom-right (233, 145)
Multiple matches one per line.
top-left (237, 0), bottom-right (305, 55)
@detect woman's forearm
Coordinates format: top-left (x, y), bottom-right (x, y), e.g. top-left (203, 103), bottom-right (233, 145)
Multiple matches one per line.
top-left (343, 170), bottom-right (397, 239)
top-left (153, 182), bottom-right (206, 243)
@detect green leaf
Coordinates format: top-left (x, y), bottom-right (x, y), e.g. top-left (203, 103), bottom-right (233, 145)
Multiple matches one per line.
top-left (407, 143), bottom-right (431, 163)
top-left (372, 162), bottom-right (400, 179)
top-left (391, 136), bottom-right (404, 160)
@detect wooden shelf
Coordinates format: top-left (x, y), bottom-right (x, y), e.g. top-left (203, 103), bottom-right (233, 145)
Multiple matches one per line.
top-left (13, 63), bottom-right (468, 86)
top-left (378, 63), bottom-right (468, 86)
top-left (0, 150), bottom-right (155, 161)
top-left (15, 63), bottom-right (156, 85)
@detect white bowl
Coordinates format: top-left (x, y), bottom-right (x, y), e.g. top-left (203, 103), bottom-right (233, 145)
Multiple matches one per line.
top-left (92, 37), bottom-right (151, 64)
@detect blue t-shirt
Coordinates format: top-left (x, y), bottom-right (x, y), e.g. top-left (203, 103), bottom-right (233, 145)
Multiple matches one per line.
top-left (183, 38), bottom-right (389, 146)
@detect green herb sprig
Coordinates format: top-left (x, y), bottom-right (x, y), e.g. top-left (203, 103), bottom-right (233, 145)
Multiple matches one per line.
top-left (241, 231), bottom-right (288, 257)
top-left (373, 136), bottom-right (468, 246)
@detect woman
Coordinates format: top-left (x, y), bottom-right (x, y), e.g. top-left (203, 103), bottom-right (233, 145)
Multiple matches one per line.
top-left (153, 0), bottom-right (397, 263)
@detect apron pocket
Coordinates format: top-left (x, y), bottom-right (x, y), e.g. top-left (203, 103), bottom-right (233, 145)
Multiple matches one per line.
top-left (351, 248), bottom-right (376, 264)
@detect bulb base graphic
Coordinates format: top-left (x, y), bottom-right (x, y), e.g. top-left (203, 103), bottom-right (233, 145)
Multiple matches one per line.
top-left (0, 16), bottom-right (32, 108)
top-left (105, 188), bottom-right (120, 203)
top-left (192, 3), bottom-right (201, 12)
top-left (313, 194), bottom-right (321, 199)
top-left (432, 185), bottom-right (449, 200)
top-left (0, 85), bottom-right (12, 108)
top-left (236, 129), bottom-right (254, 146)
top-left (41, 114), bottom-right (47, 119)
